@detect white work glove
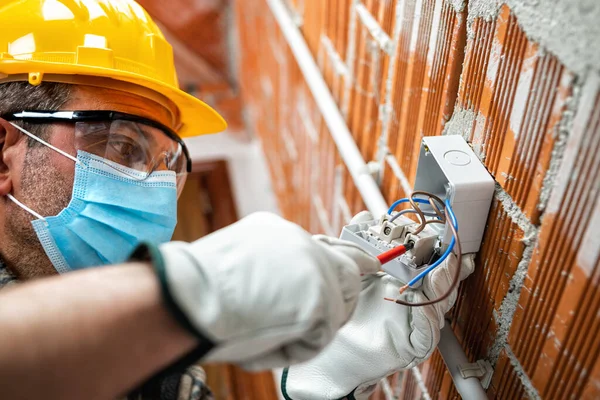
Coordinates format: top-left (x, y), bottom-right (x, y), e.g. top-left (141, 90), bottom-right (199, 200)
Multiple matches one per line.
top-left (281, 212), bottom-right (475, 400)
top-left (138, 212), bottom-right (380, 371)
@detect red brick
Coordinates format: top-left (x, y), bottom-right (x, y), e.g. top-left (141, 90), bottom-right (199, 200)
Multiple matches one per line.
top-left (457, 4), bottom-right (573, 225)
top-left (450, 198), bottom-right (525, 362)
top-left (489, 349), bottom-right (528, 399)
top-left (422, 350), bottom-right (453, 399)
top-left (509, 76), bottom-right (600, 397)
top-left (299, 0), bottom-right (326, 57)
top-left (381, 156), bottom-right (411, 206)
top-left (382, 1), bottom-right (465, 184)
top-left (235, 1), bottom-right (600, 398)
top-left (399, 369), bottom-right (423, 400)
top-left (345, 17), bottom-right (386, 161)
top-left (581, 357), bottom-right (600, 400)
top-left (137, 0), bottom-right (229, 72)
top-left (457, 17), bottom-right (495, 113)
top-left (410, 1), bottom-right (466, 179)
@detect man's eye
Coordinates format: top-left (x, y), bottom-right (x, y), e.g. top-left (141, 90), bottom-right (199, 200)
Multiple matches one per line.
top-left (107, 137), bottom-right (148, 165)
top-left (111, 141), bottom-right (136, 156)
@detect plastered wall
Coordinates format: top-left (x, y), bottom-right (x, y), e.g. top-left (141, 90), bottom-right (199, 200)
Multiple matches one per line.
top-left (234, 0), bottom-right (600, 398)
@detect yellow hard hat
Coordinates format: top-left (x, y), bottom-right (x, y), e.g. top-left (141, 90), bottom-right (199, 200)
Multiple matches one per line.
top-left (0, 0), bottom-right (227, 137)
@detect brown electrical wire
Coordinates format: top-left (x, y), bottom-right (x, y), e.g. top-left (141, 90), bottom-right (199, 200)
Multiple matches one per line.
top-left (388, 208), bottom-right (441, 223)
top-left (408, 191), bottom-right (446, 234)
top-left (428, 197), bottom-right (445, 221)
top-left (408, 196), bottom-right (428, 235)
top-left (384, 200), bottom-right (463, 307)
top-left (412, 191), bottom-right (445, 207)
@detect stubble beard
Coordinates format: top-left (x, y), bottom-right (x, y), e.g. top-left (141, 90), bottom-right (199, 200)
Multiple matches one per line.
top-left (4, 146), bottom-right (73, 279)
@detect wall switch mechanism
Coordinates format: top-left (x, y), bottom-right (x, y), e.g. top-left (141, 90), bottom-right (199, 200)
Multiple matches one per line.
top-left (414, 136), bottom-right (494, 253)
top-left (340, 215), bottom-right (436, 286)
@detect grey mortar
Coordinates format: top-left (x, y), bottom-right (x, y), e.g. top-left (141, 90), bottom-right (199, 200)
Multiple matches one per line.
top-left (494, 184), bottom-right (538, 243)
top-left (488, 185), bottom-right (539, 367)
top-left (489, 241), bottom-right (534, 365)
top-left (466, 0), bottom-right (600, 76)
top-left (442, 107), bottom-right (486, 158)
top-left (505, 346), bottom-right (542, 399)
top-left (446, 0), bottom-right (466, 13)
top-left (442, 106), bottom-right (477, 138)
top-left (538, 79), bottom-right (583, 214)
top-left (466, 0), bottom-right (501, 39)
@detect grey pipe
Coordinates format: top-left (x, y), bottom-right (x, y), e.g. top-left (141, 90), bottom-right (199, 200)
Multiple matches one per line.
top-left (438, 324), bottom-right (488, 400)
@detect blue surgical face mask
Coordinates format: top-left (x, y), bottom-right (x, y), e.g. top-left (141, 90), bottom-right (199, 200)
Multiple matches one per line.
top-left (7, 124), bottom-right (178, 273)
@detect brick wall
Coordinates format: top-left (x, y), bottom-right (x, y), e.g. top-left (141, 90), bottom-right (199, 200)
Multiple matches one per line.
top-left (234, 0), bottom-right (600, 398)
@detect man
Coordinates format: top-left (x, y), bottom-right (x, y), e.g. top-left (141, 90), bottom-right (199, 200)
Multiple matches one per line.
top-left (0, 1), bottom-right (473, 399)
top-left (1, 1), bottom-right (381, 397)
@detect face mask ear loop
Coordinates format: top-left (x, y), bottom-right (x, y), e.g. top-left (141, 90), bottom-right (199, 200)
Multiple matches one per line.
top-left (9, 122), bottom-right (84, 167)
top-left (6, 194), bottom-right (45, 221)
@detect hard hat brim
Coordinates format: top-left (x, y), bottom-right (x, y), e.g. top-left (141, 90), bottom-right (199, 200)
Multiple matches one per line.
top-left (0, 60), bottom-right (228, 138)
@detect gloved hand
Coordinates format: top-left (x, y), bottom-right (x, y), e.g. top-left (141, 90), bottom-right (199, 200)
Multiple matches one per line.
top-left (134, 212), bottom-right (380, 371)
top-left (281, 213), bottom-right (475, 400)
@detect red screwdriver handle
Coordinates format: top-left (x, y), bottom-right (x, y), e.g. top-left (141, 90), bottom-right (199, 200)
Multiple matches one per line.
top-left (377, 244), bottom-right (412, 265)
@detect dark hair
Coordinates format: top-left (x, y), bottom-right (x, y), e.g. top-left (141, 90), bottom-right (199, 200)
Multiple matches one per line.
top-left (0, 81), bottom-right (72, 147)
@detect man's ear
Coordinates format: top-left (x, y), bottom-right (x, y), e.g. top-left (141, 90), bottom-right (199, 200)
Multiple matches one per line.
top-left (0, 118), bottom-right (25, 196)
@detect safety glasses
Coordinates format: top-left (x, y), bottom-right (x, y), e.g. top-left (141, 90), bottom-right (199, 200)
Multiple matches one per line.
top-left (2, 110), bottom-right (191, 194)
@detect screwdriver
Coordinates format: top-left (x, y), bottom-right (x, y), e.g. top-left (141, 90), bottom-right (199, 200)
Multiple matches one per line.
top-left (376, 242), bottom-right (414, 265)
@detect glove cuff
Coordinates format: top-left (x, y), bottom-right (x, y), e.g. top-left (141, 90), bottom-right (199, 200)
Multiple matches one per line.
top-left (129, 242), bottom-right (216, 349)
top-left (281, 367), bottom-right (356, 400)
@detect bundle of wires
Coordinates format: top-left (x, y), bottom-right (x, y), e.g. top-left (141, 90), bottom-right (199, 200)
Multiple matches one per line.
top-left (383, 191), bottom-right (462, 307)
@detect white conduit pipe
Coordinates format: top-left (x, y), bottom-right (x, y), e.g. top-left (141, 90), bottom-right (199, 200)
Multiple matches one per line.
top-left (439, 325), bottom-right (488, 400)
top-left (267, 0), bottom-right (388, 217)
top-left (266, 0), bottom-right (488, 398)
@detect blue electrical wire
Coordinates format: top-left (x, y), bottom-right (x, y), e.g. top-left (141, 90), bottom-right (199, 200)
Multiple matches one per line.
top-left (404, 199), bottom-right (458, 287)
top-left (387, 198), bottom-right (431, 215)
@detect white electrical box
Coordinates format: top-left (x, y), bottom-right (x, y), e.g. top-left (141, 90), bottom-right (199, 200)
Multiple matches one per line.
top-left (414, 136), bottom-right (494, 253)
top-left (339, 135), bottom-right (493, 285)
